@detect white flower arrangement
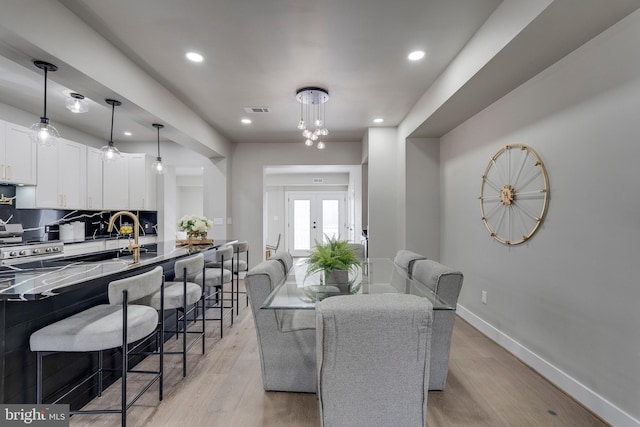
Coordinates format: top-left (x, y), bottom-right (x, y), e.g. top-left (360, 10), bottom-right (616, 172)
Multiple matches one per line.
top-left (177, 215), bottom-right (213, 234)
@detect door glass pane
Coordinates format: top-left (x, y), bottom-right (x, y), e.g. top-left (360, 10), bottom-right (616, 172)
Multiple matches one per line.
top-left (322, 199), bottom-right (340, 242)
top-left (293, 200), bottom-right (311, 250)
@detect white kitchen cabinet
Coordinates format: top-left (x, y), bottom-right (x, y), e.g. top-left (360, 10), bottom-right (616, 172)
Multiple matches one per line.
top-left (127, 153), bottom-right (156, 210)
top-left (0, 121), bottom-right (37, 185)
top-left (86, 147), bottom-right (103, 210)
top-left (17, 139), bottom-right (87, 209)
top-left (59, 140), bottom-right (87, 208)
top-left (102, 155), bottom-right (129, 210)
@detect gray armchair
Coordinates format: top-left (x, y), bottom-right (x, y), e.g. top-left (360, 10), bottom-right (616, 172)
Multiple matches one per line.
top-left (245, 259), bottom-right (317, 393)
top-left (346, 243), bottom-right (366, 262)
top-left (412, 259), bottom-right (463, 390)
top-left (393, 249), bottom-right (427, 278)
top-left (316, 294), bottom-right (433, 427)
top-left (268, 250), bottom-right (293, 274)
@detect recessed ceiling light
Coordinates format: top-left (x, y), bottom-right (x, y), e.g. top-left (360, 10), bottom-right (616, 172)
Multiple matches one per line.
top-left (373, 118), bottom-right (384, 123)
top-left (241, 118), bottom-right (252, 124)
top-left (408, 50), bottom-right (425, 61)
top-left (185, 51), bottom-right (204, 63)
top-left (123, 131), bottom-right (132, 136)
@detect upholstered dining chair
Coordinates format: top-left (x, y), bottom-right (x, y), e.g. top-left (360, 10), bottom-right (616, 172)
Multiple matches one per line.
top-left (411, 259), bottom-right (463, 391)
top-left (268, 250), bottom-right (293, 274)
top-left (346, 243), bottom-right (366, 262)
top-left (393, 249), bottom-right (427, 278)
top-left (316, 294), bottom-right (433, 427)
top-left (245, 259), bottom-right (317, 393)
top-left (265, 233), bottom-right (281, 257)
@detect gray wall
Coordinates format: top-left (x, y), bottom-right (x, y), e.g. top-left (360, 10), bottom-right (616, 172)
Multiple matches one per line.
top-left (367, 127), bottom-right (400, 259)
top-left (440, 11), bottom-right (640, 425)
top-left (230, 141), bottom-right (363, 267)
top-left (405, 138), bottom-right (440, 260)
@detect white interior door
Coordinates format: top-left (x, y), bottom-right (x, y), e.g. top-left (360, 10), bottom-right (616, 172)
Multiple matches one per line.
top-left (287, 192), bottom-right (346, 256)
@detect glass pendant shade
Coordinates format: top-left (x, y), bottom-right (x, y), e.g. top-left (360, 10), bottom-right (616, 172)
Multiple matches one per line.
top-left (30, 61), bottom-right (59, 146)
top-left (317, 141), bottom-right (326, 150)
top-left (100, 141), bottom-right (123, 162)
top-left (152, 123), bottom-right (164, 175)
top-left (305, 139), bottom-right (313, 147)
top-left (100, 99), bottom-right (123, 162)
top-left (153, 157), bottom-right (164, 174)
top-left (29, 118), bottom-right (60, 147)
top-left (65, 93), bottom-right (89, 114)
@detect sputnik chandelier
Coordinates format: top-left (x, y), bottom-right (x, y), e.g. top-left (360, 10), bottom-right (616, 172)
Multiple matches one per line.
top-left (296, 87), bottom-right (329, 149)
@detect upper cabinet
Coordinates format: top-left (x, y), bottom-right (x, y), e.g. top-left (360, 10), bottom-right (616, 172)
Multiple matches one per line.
top-left (103, 153), bottom-right (157, 211)
top-left (127, 153), bottom-right (156, 210)
top-left (86, 147), bottom-right (103, 210)
top-left (17, 139), bottom-right (87, 209)
top-left (102, 154), bottom-right (129, 210)
top-left (0, 121), bottom-right (37, 185)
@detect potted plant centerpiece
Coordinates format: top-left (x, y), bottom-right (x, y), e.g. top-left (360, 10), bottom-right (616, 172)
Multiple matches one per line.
top-left (305, 235), bottom-right (362, 294)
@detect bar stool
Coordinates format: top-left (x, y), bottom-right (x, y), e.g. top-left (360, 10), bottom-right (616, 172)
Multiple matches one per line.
top-left (203, 245), bottom-right (235, 333)
top-left (29, 266), bottom-right (165, 427)
top-left (146, 255), bottom-right (205, 378)
top-left (210, 242), bottom-right (249, 315)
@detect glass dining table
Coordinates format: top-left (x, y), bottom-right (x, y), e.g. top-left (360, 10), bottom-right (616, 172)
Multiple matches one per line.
top-left (261, 258), bottom-right (455, 311)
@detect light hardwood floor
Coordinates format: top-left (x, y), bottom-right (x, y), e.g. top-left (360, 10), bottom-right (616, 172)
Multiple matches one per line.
top-left (70, 281), bottom-right (608, 427)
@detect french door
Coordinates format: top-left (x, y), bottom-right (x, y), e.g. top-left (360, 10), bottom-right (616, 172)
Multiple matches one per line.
top-left (286, 192), bottom-right (347, 256)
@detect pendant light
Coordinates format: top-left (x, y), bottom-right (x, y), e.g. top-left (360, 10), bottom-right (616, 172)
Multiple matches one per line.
top-left (295, 87), bottom-right (329, 148)
top-left (99, 99), bottom-right (123, 162)
top-left (152, 123), bottom-right (164, 174)
top-left (29, 60), bottom-right (60, 146)
top-left (65, 93), bottom-right (89, 114)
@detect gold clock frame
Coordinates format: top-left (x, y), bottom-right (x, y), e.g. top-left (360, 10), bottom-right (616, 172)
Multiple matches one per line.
top-left (479, 144), bottom-right (549, 245)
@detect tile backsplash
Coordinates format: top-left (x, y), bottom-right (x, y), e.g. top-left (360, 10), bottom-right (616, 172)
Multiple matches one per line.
top-left (0, 185), bottom-right (157, 243)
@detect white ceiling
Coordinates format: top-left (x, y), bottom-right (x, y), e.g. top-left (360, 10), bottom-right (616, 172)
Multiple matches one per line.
top-left (0, 0), bottom-right (638, 155)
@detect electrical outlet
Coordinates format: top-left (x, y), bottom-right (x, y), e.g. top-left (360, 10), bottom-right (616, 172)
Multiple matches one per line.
top-left (45, 225), bottom-right (50, 233)
top-left (481, 290), bottom-right (488, 304)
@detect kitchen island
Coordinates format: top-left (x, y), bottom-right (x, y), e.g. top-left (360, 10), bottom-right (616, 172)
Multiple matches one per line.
top-left (0, 239), bottom-right (234, 406)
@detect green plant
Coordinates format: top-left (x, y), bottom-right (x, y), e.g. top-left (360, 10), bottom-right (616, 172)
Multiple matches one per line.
top-left (305, 235), bottom-right (362, 284)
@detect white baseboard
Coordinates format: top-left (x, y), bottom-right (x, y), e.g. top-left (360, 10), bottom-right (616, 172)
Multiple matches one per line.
top-left (456, 305), bottom-right (639, 427)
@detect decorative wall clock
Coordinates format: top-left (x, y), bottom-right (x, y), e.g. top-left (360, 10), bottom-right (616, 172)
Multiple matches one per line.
top-left (479, 144), bottom-right (549, 245)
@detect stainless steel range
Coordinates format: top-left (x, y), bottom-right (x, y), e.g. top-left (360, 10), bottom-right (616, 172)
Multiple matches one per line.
top-left (0, 224), bottom-right (64, 265)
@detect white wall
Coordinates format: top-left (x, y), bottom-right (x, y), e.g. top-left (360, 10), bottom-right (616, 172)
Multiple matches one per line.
top-left (230, 141), bottom-right (362, 268)
top-left (405, 138), bottom-right (440, 259)
top-left (367, 127), bottom-right (400, 259)
top-left (440, 11), bottom-right (640, 426)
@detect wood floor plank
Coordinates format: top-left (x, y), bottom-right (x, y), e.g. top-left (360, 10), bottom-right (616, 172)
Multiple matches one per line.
top-left (69, 280), bottom-right (607, 427)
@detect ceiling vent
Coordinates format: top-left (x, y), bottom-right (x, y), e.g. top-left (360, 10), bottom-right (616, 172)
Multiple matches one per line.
top-left (243, 106), bottom-right (270, 113)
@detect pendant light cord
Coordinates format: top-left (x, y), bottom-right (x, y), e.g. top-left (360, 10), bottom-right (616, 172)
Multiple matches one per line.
top-left (42, 68), bottom-right (48, 119)
top-left (157, 126), bottom-right (161, 157)
top-left (109, 103), bottom-right (115, 143)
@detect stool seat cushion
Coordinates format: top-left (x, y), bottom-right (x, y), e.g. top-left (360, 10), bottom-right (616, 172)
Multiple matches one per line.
top-left (208, 259), bottom-right (248, 272)
top-left (30, 304), bottom-right (158, 352)
top-left (151, 281), bottom-right (202, 310)
top-left (195, 268), bottom-right (231, 288)
top-left (226, 259), bottom-right (247, 272)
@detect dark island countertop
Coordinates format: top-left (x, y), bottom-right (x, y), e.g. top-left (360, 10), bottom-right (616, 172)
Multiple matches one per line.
top-left (0, 240), bottom-right (235, 301)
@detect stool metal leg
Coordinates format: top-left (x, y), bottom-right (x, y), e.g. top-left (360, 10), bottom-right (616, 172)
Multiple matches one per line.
top-left (201, 294), bottom-right (206, 354)
top-left (122, 289), bottom-right (128, 427)
top-left (36, 352), bottom-right (43, 404)
top-left (182, 276), bottom-right (187, 377)
top-left (98, 350), bottom-right (103, 397)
